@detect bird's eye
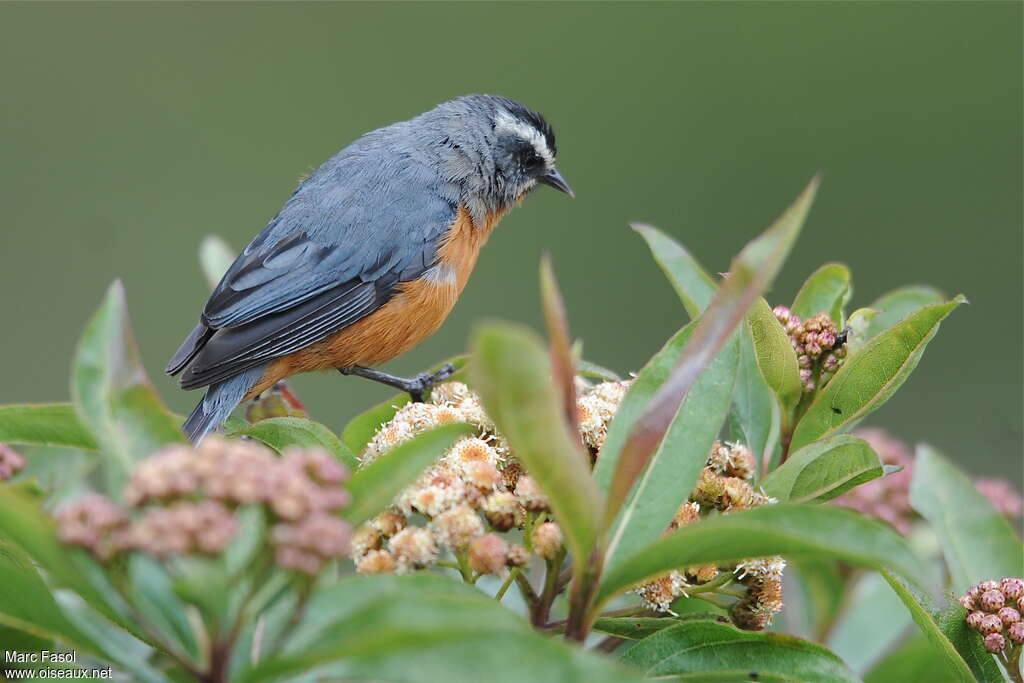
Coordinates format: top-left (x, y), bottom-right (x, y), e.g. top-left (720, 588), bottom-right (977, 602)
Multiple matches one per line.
top-left (522, 149), bottom-right (543, 170)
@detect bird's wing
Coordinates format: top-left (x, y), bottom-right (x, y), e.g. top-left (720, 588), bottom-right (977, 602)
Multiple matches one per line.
top-left (171, 151), bottom-right (458, 390)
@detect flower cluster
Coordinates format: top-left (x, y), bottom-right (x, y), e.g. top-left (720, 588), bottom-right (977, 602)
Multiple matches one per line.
top-left (834, 428), bottom-right (1022, 534)
top-left (632, 441), bottom-right (784, 630)
top-left (352, 380), bottom-right (631, 575)
top-left (772, 306), bottom-right (846, 392)
top-left (960, 578), bottom-right (1024, 653)
top-left (55, 437), bottom-right (352, 574)
top-left (0, 444), bottom-right (26, 481)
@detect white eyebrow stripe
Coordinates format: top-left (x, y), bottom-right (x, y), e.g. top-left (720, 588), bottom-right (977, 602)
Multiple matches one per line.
top-left (493, 110), bottom-right (554, 166)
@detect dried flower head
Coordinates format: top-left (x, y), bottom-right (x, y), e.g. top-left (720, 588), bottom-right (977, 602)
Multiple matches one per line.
top-left (634, 571), bottom-right (686, 612)
top-left (531, 522), bottom-right (563, 560)
top-left (388, 527), bottom-right (439, 573)
top-left (514, 475), bottom-right (550, 512)
top-left (577, 381), bottom-right (629, 452)
top-left (356, 549), bottom-right (396, 575)
top-left (468, 533), bottom-right (510, 575)
top-left (431, 505), bottom-right (485, 551)
top-left (482, 491), bottom-right (523, 532)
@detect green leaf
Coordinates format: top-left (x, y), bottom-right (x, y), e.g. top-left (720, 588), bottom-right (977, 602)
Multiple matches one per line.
top-left (791, 263), bottom-right (852, 325)
top-left (934, 599), bottom-right (1006, 682)
top-left (602, 334), bottom-right (738, 573)
top-left (198, 235), bottom-right (236, 290)
top-left (344, 423), bottom-right (473, 525)
top-left (826, 571), bottom-right (914, 674)
top-left (72, 281), bottom-right (185, 495)
top-left (621, 620), bottom-right (859, 683)
top-left (242, 574), bottom-right (641, 683)
top-left (596, 503), bottom-right (924, 607)
top-left (845, 307), bottom-right (879, 355)
top-left (594, 323), bottom-right (695, 493)
top-left (592, 615), bottom-right (717, 640)
top-left (790, 298), bottom-right (964, 450)
top-left (471, 322), bottom-right (603, 565)
top-left (0, 541), bottom-right (104, 655)
top-left (232, 417), bottom-right (357, 469)
top-left (341, 393), bottom-right (409, 456)
top-left (633, 223), bottom-right (716, 319)
top-left (879, 570), bottom-right (981, 683)
top-left (127, 555), bottom-right (199, 662)
top-left (732, 327), bottom-right (782, 475)
top-left (775, 557), bottom-right (844, 640)
top-left (577, 360), bottom-right (622, 382)
top-left (601, 176), bottom-right (819, 533)
top-left (747, 297), bottom-right (802, 415)
top-left (865, 634), bottom-right (965, 683)
top-left (909, 445), bottom-right (1023, 594)
top-left (762, 434), bottom-right (883, 503)
top-left (866, 285), bottom-right (945, 339)
top-left (540, 256), bottom-right (580, 438)
top-left (0, 487), bottom-right (150, 643)
top-left (0, 404), bottom-right (99, 450)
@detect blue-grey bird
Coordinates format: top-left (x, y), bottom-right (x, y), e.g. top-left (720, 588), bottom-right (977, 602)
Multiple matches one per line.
top-left (166, 94), bottom-right (572, 443)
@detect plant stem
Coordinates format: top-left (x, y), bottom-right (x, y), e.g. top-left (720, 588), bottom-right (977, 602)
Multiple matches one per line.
top-left (594, 635), bottom-right (626, 653)
top-left (1003, 644), bottom-right (1022, 683)
top-left (495, 568), bottom-right (519, 602)
top-left (516, 571), bottom-right (542, 623)
top-left (691, 593), bottom-right (730, 610)
top-left (685, 571), bottom-right (735, 594)
top-left (455, 551), bottom-right (477, 583)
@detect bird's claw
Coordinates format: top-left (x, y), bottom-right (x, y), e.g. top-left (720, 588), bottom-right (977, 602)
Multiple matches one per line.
top-left (408, 363), bottom-right (456, 402)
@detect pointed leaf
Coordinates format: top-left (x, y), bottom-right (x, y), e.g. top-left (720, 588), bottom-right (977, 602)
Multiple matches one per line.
top-left (72, 281), bottom-right (184, 495)
top-left (241, 574), bottom-right (640, 683)
top-left (471, 323), bottom-right (603, 564)
top-left (596, 503), bottom-right (924, 607)
top-left (603, 177), bottom-right (819, 527)
top-left (792, 263), bottom-right (853, 324)
top-left (540, 256), bottom-right (579, 438)
top-left (866, 285), bottom-right (945, 339)
top-left (603, 335), bottom-right (737, 572)
top-left (762, 434), bottom-right (883, 503)
top-left (747, 297), bottom-right (802, 414)
top-left (826, 570), bottom-right (914, 674)
top-left (790, 298), bottom-right (965, 450)
top-left (0, 541), bottom-right (104, 655)
top-left (633, 223), bottom-right (716, 319)
top-left (909, 445), bottom-right (1023, 593)
top-left (0, 487), bottom-right (150, 643)
top-left (232, 417), bottom-right (357, 469)
top-left (732, 328), bottom-right (782, 474)
top-left (198, 235), bottom-right (236, 290)
top-left (880, 570), bottom-right (987, 683)
top-left (622, 620), bottom-right (859, 683)
top-left (344, 423), bottom-right (473, 525)
top-left (0, 404), bottom-right (99, 450)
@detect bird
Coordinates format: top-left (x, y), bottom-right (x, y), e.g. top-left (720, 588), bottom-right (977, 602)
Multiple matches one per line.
top-left (166, 94), bottom-right (573, 443)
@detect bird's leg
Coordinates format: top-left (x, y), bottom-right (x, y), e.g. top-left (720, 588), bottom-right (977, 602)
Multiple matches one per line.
top-left (339, 363), bottom-right (456, 403)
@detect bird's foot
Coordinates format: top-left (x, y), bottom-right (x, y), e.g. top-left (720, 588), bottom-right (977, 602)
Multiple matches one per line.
top-left (339, 363), bottom-right (456, 403)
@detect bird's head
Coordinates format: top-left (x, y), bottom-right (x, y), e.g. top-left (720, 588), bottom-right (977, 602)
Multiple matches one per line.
top-left (425, 95), bottom-right (573, 213)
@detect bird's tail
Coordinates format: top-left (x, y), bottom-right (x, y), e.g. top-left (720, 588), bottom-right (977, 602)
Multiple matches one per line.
top-left (182, 364), bottom-right (267, 444)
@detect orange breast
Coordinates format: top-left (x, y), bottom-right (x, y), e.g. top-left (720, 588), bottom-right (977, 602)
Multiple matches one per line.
top-left (247, 206), bottom-right (505, 398)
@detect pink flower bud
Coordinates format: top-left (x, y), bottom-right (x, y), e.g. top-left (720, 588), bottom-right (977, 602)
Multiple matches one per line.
top-left (979, 613), bottom-right (1004, 635)
top-left (998, 607), bottom-right (1021, 627)
top-left (981, 589), bottom-right (1005, 612)
top-left (984, 632), bottom-right (1005, 653)
top-left (1000, 577), bottom-right (1024, 600)
top-left (966, 610), bottom-right (986, 630)
top-left (1009, 621), bottom-right (1024, 644)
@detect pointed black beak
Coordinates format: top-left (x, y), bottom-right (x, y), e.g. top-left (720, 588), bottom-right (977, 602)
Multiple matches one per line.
top-left (538, 168), bottom-right (575, 198)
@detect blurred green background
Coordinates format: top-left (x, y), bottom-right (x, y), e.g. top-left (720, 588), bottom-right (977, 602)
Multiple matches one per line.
top-left (1, 2), bottom-right (1020, 481)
